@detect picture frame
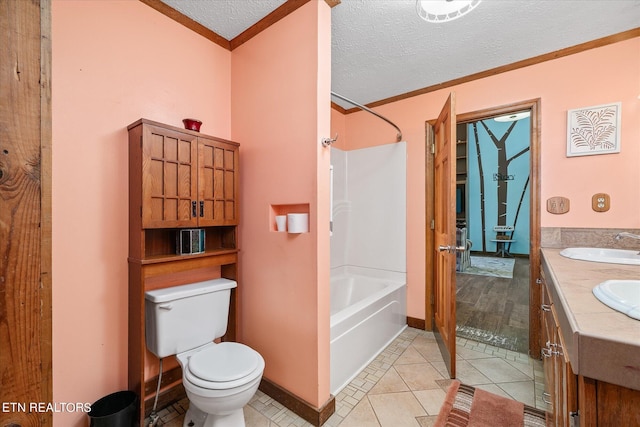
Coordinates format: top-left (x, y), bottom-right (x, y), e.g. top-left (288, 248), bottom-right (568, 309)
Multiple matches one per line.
top-left (566, 102), bottom-right (621, 157)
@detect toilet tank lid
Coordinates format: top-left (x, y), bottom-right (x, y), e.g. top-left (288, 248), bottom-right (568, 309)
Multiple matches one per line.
top-left (145, 278), bottom-right (237, 303)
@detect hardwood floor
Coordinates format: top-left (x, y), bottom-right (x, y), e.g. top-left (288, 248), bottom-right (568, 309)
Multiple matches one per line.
top-left (456, 256), bottom-right (530, 354)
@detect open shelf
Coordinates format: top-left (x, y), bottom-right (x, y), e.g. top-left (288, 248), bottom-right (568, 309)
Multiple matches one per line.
top-left (269, 203), bottom-right (310, 232)
top-left (143, 226), bottom-right (236, 259)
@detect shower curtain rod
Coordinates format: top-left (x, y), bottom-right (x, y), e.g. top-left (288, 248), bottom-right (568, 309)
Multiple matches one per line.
top-left (331, 92), bottom-right (403, 142)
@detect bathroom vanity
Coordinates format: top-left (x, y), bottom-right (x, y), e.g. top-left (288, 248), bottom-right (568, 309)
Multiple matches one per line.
top-left (540, 248), bottom-right (640, 426)
top-left (127, 119), bottom-right (240, 423)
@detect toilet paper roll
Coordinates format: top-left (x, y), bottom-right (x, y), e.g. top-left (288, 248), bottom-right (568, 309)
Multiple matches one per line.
top-left (275, 215), bottom-right (287, 232)
top-left (287, 213), bottom-right (309, 233)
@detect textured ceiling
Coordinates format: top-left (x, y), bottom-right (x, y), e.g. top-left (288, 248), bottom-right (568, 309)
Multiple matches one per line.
top-left (162, 0), bottom-right (287, 40)
top-left (159, 0), bottom-right (640, 109)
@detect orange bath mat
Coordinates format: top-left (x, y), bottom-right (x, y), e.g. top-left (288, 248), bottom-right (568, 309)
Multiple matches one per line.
top-left (434, 381), bottom-right (547, 427)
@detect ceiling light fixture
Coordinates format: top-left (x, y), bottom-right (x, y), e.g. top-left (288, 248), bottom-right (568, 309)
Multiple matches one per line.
top-left (494, 112), bottom-right (531, 122)
top-left (416, 0), bottom-right (482, 23)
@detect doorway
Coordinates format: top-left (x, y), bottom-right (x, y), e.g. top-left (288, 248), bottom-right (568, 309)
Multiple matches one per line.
top-left (455, 112), bottom-right (532, 354)
top-left (426, 98), bottom-right (542, 360)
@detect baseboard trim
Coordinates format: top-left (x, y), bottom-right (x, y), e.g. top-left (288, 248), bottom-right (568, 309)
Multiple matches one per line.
top-left (259, 377), bottom-right (335, 426)
top-left (407, 316), bottom-right (425, 330)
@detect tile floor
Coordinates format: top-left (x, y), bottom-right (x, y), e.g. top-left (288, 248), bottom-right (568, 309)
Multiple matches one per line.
top-left (154, 327), bottom-right (545, 427)
top-left (456, 257), bottom-right (531, 354)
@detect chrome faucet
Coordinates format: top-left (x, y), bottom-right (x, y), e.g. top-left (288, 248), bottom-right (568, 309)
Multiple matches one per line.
top-left (615, 232), bottom-right (640, 241)
top-left (615, 232), bottom-right (640, 254)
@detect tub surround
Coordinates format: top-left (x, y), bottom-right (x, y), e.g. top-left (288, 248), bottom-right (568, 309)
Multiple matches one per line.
top-left (540, 248), bottom-right (640, 390)
top-left (330, 144), bottom-right (407, 273)
top-left (329, 143), bottom-right (408, 396)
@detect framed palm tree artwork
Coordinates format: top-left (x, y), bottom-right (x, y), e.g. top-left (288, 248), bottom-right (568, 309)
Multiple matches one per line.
top-left (567, 102), bottom-right (621, 157)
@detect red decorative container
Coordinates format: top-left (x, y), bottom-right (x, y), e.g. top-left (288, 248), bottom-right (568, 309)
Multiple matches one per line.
top-left (182, 118), bottom-right (202, 132)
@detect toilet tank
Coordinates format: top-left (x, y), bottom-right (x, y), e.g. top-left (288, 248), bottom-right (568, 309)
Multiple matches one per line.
top-left (145, 278), bottom-right (237, 358)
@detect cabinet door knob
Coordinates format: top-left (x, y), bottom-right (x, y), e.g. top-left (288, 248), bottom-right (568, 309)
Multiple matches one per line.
top-left (192, 201), bottom-right (197, 217)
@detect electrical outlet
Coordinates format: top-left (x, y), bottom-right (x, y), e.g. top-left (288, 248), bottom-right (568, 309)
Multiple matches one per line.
top-left (592, 193), bottom-right (610, 212)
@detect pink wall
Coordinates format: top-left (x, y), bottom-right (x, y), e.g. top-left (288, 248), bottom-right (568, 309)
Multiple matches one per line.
top-left (332, 37), bottom-right (640, 321)
top-left (52, 1), bottom-right (231, 425)
top-left (330, 108), bottom-right (348, 150)
top-left (231, 1), bottom-right (332, 408)
top-left (48, 0), bottom-right (638, 421)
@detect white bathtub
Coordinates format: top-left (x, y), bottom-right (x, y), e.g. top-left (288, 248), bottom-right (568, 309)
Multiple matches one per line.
top-left (330, 266), bottom-right (407, 394)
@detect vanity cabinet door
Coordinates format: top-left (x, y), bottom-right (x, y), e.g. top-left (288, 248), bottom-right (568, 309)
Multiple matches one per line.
top-left (540, 272), bottom-right (577, 427)
top-left (556, 328), bottom-right (577, 427)
top-left (540, 277), bottom-right (556, 425)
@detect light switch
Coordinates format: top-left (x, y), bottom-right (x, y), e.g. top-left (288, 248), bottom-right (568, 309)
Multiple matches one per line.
top-left (546, 196), bottom-right (570, 214)
top-left (592, 193), bottom-right (610, 212)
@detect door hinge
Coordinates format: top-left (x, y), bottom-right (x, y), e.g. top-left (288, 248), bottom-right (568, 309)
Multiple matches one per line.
top-left (430, 219), bottom-right (435, 230)
top-left (431, 142), bottom-right (435, 154)
top-left (570, 411), bottom-right (579, 427)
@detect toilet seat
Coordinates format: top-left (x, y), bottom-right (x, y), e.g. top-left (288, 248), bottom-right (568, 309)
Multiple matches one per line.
top-left (184, 342), bottom-right (264, 390)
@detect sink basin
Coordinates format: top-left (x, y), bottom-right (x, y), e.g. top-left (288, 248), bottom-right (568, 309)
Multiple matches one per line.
top-left (593, 280), bottom-right (640, 320)
top-left (560, 247), bottom-right (640, 265)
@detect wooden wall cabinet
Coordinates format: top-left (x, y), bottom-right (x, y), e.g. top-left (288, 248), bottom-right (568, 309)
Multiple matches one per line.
top-left (127, 119), bottom-right (240, 424)
top-left (128, 119), bottom-right (238, 230)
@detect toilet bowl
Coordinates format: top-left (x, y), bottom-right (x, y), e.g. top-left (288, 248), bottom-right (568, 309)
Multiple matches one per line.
top-left (144, 279), bottom-right (265, 427)
top-left (176, 342), bottom-right (265, 427)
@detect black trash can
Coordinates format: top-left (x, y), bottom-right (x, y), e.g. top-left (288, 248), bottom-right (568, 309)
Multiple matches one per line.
top-left (88, 391), bottom-right (138, 427)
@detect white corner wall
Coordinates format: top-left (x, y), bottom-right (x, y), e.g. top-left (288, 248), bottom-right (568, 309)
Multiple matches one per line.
top-left (331, 143), bottom-right (407, 273)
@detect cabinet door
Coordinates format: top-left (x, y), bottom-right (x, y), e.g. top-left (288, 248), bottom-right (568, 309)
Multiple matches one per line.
top-left (198, 137), bottom-right (238, 226)
top-left (556, 325), bottom-right (577, 427)
top-left (142, 125), bottom-right (198, 228)
top-left (540, 277), bottom-right (557, 425)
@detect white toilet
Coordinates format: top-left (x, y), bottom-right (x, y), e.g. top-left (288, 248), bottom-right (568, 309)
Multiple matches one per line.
top-left (145, 278), bottom-right (264, 427)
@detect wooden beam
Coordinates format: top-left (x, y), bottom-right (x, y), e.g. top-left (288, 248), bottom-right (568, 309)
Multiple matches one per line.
top-left (0, 0), bottom-right (52, 425)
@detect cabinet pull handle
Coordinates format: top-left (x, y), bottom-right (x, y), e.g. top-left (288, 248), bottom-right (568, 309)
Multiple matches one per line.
top-left (541, 304), bottom-right (551, 312)
top-left (542, 347), bottom-right (552, 358)
top-left (159, 304), bottom-right (172, 310)
top-left (200, 200), bottom-right (204, 217)
top-left (542, 392), bottom-right (552, 405)
top-left (192, 201), bottom-right (197, 217)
